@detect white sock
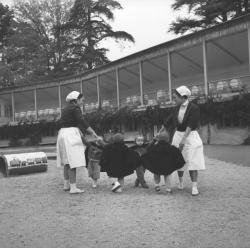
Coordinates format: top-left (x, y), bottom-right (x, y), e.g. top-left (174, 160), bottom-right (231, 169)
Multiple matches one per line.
top-left (70, 183), bottom-right (77, 190)
top-left (192, 182), bottom-right (198, 188)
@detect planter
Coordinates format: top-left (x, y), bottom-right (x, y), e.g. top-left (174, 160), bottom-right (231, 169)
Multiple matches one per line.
top-left (0, 152), bottom-right (48, 177)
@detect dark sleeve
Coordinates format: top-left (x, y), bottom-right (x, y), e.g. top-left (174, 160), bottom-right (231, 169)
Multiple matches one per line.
top-left (163, 108), bottom-right (177, 131)
top-left (73, 106), bottom-right (90, 132)
top-left (186, 104), bottom-right (200, 130)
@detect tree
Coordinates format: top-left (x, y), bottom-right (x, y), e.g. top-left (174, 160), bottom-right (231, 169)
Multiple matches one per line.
top-left (169, 0), bottom-right (250, 34)
top-left (5, 21), bottom-right (48, 84)
top-left (13, 0), bottom-right (74, 75)
top-left (0, 3), bottom-right (14, 88)
top-left (0, 3), bottom-right (14, 47)
top-left (68, 0), bottom-right (135, 70)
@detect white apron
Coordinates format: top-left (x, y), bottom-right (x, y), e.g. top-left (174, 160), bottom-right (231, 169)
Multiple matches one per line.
top-left (172, 130), bottom-right (205, 171)
top-left (56, 127), bottom-right (86, 169)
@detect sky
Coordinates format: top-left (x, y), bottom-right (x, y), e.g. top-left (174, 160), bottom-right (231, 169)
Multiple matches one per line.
top-left (0, 0), bottom-right (183, 61)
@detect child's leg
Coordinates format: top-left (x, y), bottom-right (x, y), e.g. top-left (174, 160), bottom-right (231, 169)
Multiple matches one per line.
top-left (177, 170), bottom-right (184, 189)
top-left (112, 177), bottom-right (124, 193)
top-left (154, 174), bottom-right (161, 191)
top-left (136, 166), bottom-right (148, 188)
top-left (92, 162), bottom-right (100, 188)
top-left (92, 179), bottom-right (98, 188)
top-left (134, 177), bottom-right (140, 187)
top-left (118, 177), bottom-right (124, 187)
top-left (164, 174), bottom-right (172, 193)
top-left (63, 164), bottom-right (70, 191)
top-left (111, 178), bottom-right (122, 192)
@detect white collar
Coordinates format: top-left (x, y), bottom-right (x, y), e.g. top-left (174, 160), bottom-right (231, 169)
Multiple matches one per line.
top-left (181, 100), bottom-right (189, 107)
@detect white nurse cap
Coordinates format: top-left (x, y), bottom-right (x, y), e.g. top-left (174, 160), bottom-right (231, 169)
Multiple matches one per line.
top-left (66, 91), bottom-right (81, 102)
top-left (176, 85), bottom-right (191, 97)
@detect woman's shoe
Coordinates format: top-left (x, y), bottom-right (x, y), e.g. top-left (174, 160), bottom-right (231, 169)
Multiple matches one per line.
top-left (69, 188), bottom-right (84, 194)
top-left (192, 187), bottom-right (199, 196)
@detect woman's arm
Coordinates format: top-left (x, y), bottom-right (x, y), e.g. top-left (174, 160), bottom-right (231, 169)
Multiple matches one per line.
top-left (73, 106), bottom-right (99, 139)
top-left (86, 126), bottom-right (98, 139)
top-left (179, 105), bottom-right (200, 151)
top-left (179, 126), bottom-right (191, 151)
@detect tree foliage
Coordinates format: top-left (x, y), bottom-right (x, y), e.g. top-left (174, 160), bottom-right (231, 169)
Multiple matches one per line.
top-left (0, 0), bottom-right (134, 87)
top-left (0, 2), bottom-right (13, 46)
top-left (68, 0), bottom-right (135, 70)
top-left (0, 3), bottom-right (14, 88)
top-left (13, 0), bottom-right (74, 75)
top-left (169, 0), bottom-right (250, 34)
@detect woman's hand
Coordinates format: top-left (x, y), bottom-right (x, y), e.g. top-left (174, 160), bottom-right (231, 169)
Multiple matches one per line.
top-left (179, 138), bottom-right (186, 151)
top-left (179, 142), bottom-right (184, 151)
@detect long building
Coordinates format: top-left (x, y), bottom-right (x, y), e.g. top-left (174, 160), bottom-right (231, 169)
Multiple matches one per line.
top-left (0, 15), bottom-right (250, 141)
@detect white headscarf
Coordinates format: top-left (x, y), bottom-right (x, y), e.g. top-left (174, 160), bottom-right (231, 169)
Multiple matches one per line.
top-left (66, 91), bottom-right (81, 102)
top-left (176, 86), bottom-right (191, 97)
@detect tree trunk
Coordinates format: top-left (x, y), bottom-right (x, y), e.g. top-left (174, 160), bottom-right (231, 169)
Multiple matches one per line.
top-left (86, 9), bottom-right (93, 70)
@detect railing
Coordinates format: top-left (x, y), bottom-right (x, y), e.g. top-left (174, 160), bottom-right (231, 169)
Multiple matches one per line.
top-left (6, 75), bottom-right (250, 124)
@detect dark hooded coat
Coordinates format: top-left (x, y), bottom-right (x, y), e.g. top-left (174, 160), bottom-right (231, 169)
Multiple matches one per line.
top-left (142, 141), bottom-right (185, 175)
top-left (100, 142), bottom-right (140, 178)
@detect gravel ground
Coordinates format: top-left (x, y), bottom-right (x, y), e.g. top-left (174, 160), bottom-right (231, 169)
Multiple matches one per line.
top-left (0, 155), bottom-right (250, 248)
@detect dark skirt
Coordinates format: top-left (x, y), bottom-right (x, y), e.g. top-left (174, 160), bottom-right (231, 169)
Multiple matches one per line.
top-left (100, 143), bottom-right (140, 178)
top-left (142, 141), bottom-right (185, 175)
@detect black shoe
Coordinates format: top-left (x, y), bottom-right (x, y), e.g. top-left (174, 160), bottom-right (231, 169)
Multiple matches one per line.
top-left (155, 186), bottom-right (160, 192)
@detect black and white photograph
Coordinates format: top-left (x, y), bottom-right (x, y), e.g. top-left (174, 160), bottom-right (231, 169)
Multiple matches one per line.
top-left (0, 0), bottom-right (250, 247)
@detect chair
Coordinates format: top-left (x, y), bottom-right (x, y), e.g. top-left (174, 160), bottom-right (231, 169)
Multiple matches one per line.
top-left (229, 78), bottom-right (243, 92)
top-left (19, 112), bottom-right (27, 122)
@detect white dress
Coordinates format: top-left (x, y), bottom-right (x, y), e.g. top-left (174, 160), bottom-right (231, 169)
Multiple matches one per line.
top-left (172, 130), bottom-right (205, 171)
top-left (171, 100), bottom-right (205, 171)
top-left (56, 127), bottom-right (86, 169)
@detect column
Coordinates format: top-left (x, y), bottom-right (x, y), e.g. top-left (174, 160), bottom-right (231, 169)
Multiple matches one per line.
top-left (11, 92), bottom-right (15, 122)
top-left (202, 40), bottom-right (208, 97)
top-left (167, 52), bottom-right (173, 102)
top-left (97, 75), bottom-right (100, 107)
top-left (139, 61), bottom-right (144, 106)
top-left (34, 88), bottom-right (38, 120)
top-left (58, 84), bottom-right (62, 117)
top-left (115, 68), bottom-right (120, 109)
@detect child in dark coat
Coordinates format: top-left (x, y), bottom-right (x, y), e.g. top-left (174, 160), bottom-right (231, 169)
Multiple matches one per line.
top-left (100, 133), bottom-right (140, 193)
top-left (130, 136), bottom-right (149, 188)
top-left (142, 132), bottom-right (185, 193)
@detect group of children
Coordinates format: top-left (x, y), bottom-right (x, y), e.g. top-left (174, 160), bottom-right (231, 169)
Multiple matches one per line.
top-left (85, 131), bottom-right (185, 193)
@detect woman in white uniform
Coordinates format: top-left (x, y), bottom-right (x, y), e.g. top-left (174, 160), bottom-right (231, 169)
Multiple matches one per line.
top-left (160, 86), bottom-right (205, 195)
top-left (56, 91), bottom-right (100, 194)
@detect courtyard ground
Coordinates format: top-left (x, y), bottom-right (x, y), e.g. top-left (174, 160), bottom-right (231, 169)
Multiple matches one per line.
top-left (0, 145), bottom-right (249, 248)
